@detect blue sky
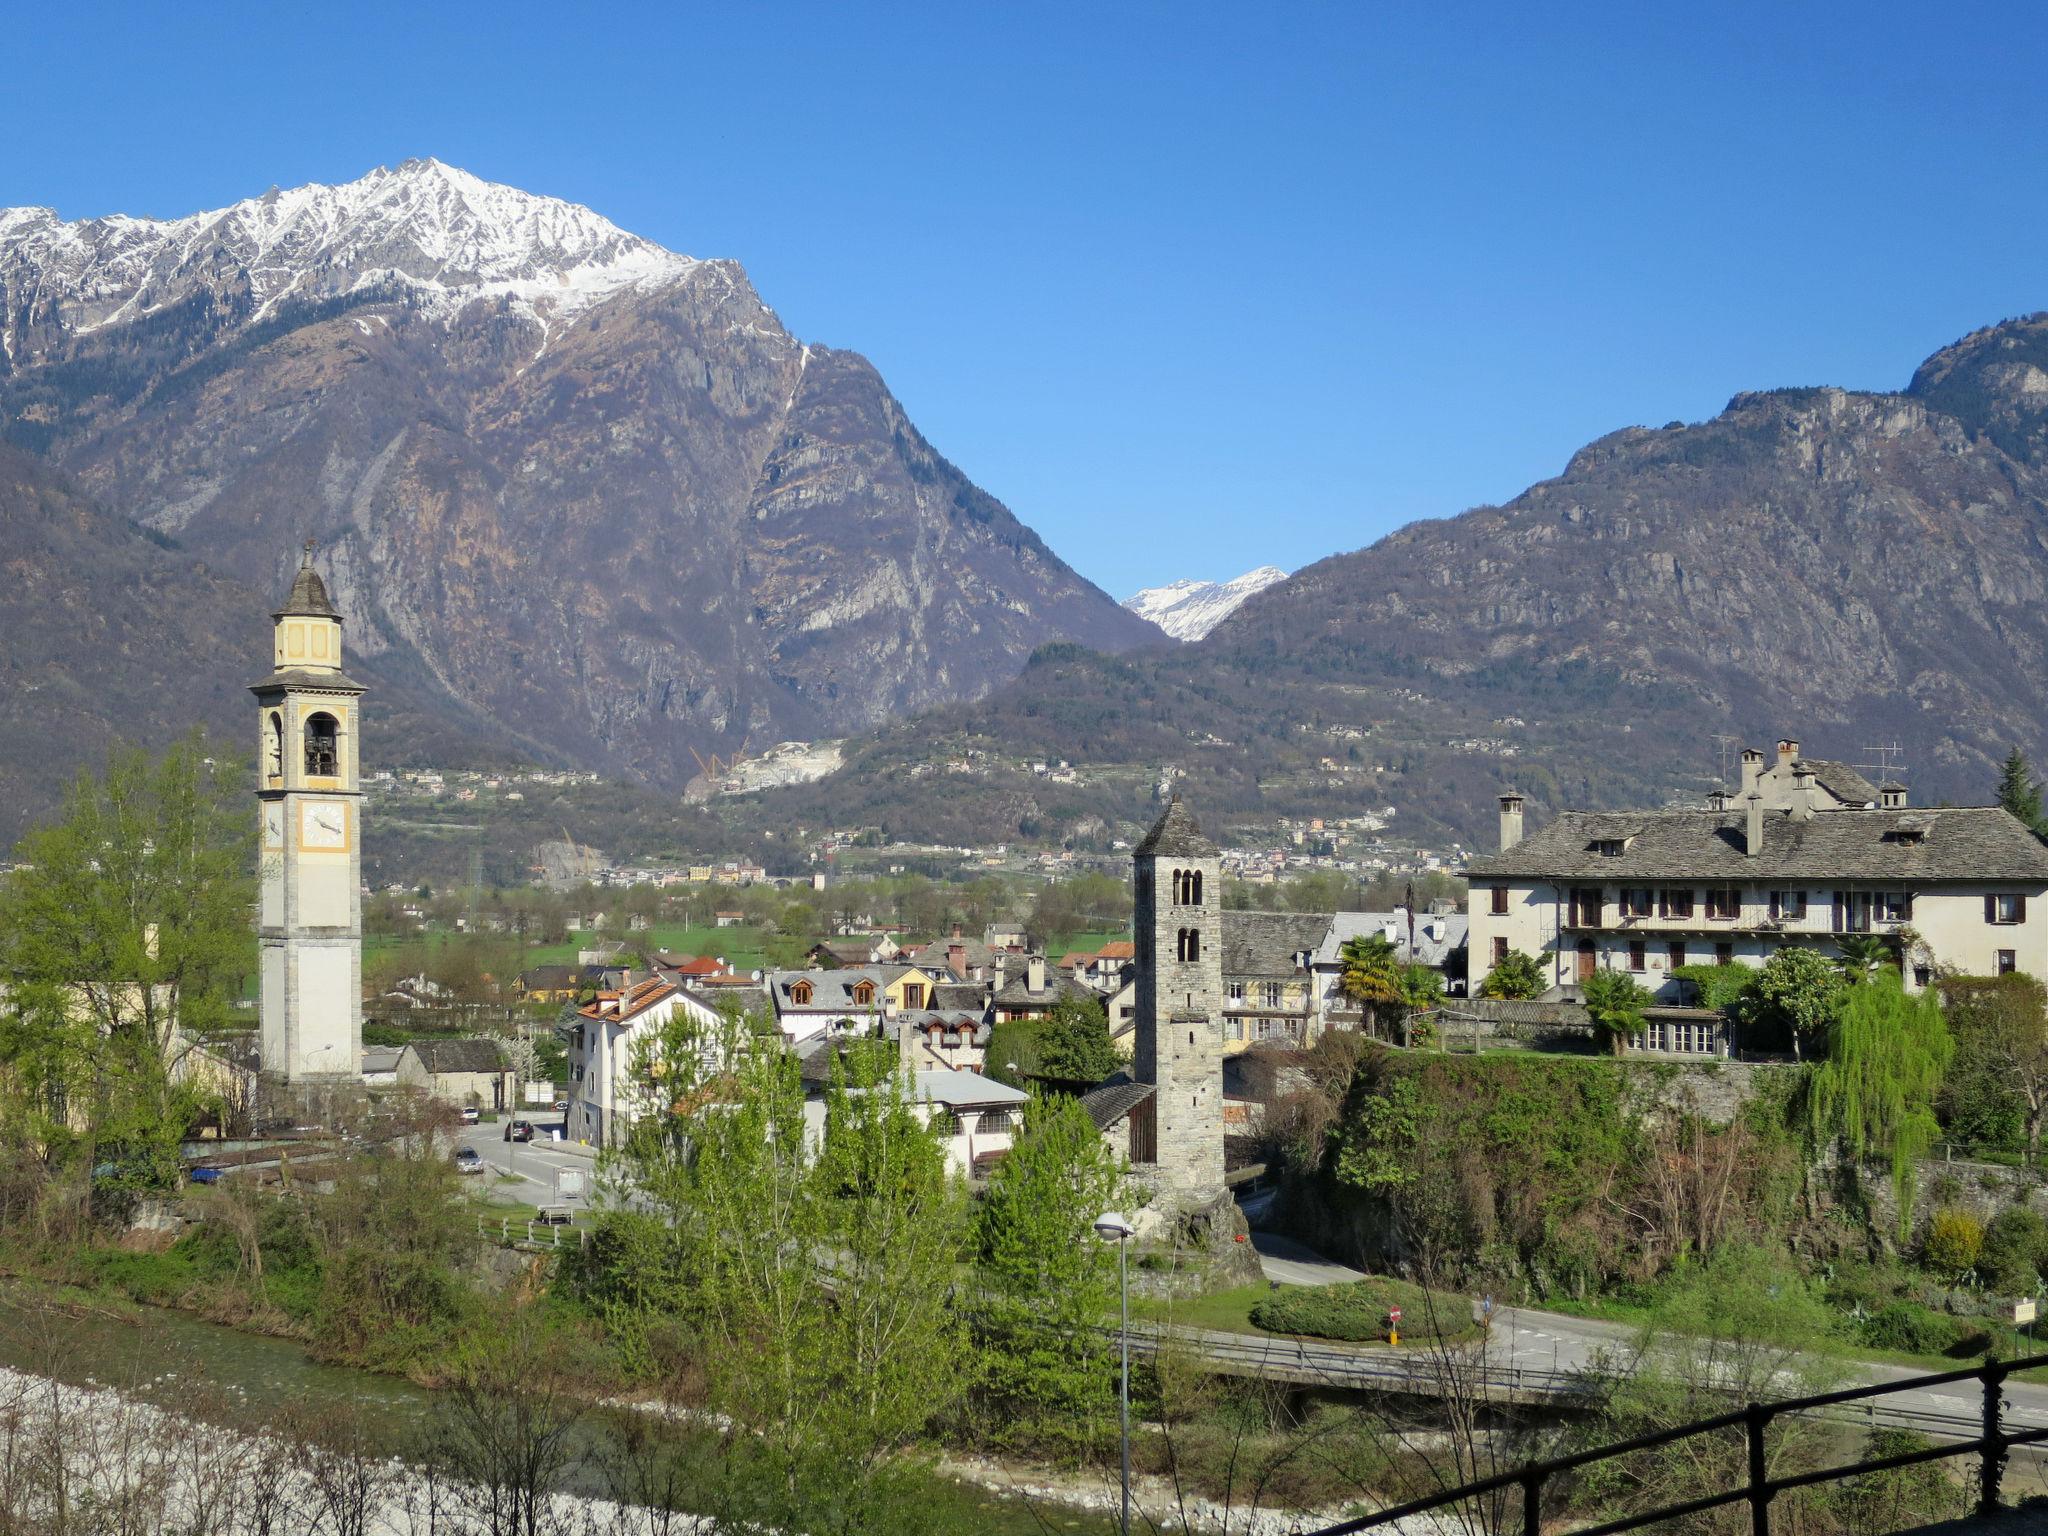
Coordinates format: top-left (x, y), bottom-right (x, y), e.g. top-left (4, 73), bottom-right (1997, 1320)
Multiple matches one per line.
top-left (10, 2), bottom-right (2048, 595)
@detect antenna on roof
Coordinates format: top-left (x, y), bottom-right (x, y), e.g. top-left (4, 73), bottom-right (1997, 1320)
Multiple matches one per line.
top-left (1711, 734), bottom-right (1739, 788)
top-left (1856, 742), bottom-right (1907, 783)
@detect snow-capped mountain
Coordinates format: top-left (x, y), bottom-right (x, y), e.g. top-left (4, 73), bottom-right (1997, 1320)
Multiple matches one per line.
top-left (1123, 565), bottom-right (1289, 641)
top-left (0, 158), bottom-right (698, 360)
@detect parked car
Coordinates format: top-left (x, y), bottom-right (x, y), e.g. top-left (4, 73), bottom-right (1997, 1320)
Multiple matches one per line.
top-left (506, 1120), bottom-right (534, 1143)
top-left (188, 1166), bottom-right (225, 1185)
top-left (551, 1099), bottom-right (568, 1112)
top-left (459, 1106), bottom-right (480, 1124)
top-left (453, 1147), bottom-right (485, 1175)
top-left (536, 1205), bottom-right (574, 1226)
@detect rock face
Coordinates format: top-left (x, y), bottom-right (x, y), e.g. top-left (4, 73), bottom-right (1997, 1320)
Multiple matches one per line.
top-left (1124, 565), bottom-right (1288, 641)
top-left (795, 313), bottom-right (2048, 846)
top-left (0, 160), bottom-right (1153, 791)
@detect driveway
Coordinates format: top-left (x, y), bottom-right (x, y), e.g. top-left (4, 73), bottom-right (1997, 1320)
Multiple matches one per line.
top-left (455, 1117), bottom-right (597, 1210)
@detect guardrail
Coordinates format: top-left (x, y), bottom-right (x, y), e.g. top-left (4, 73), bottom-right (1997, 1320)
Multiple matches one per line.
top-left (1309, 1351), bottom-right (2048, 1536)
top-left (475, 1215), bottom-right (590, 1251)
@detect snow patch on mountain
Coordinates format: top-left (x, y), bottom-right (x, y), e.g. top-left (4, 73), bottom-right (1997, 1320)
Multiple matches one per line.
top-left (1123, 565), bottom-right (1289, 642)
top-left (0, 158), bottom-right (699, 351)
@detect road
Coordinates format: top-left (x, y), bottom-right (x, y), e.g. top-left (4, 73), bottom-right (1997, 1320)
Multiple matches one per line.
top-left (454, 1116), bottom-right (598, 1211)
top-left (1243, 1226), bottom-right (2048, 1448)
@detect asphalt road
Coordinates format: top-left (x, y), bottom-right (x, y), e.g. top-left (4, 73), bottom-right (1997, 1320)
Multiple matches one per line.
top-left (454, 1117), bottom-right (598, 1210)
top-left (1245, 1224), bottom-right (2048, 1451)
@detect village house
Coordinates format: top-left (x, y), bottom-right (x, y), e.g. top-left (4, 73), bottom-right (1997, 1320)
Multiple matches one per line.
top-left (563, 972), bottom-right (734, 1147)
top-left (1310, 904), bottom-right (1470, 1030)
top-left (797, 1040), bottom-right (1026, 1179)
top-left (1466, 746), bottom-right (2048, 999)
top-left (394, 1038), bottom-right (516, 1111)
top-left (515, 964), bottom-right (583, 1004)
top-left (989, 954), bottom-right (1098, 1023)
top-left (1219, 911), bottom-right (1329, 1050)
top-left (763, 964), bottom-right (947, 1045)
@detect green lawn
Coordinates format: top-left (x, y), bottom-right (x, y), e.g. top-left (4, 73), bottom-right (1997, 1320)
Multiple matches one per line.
top-left (524, 923), bottom-right (781, 972)
top-left (1142, 1278), bottom-right (1479, 1347)
top-left (1050, 931), bottom-right (1128, 961)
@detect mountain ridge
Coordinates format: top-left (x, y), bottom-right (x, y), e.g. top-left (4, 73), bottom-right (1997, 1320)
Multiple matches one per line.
top-left (1123, 565), bottom-right (1288, 641)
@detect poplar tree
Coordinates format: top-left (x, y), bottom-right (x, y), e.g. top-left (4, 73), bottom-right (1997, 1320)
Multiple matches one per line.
top-left (1999, 747), bottom-right (2047, 835)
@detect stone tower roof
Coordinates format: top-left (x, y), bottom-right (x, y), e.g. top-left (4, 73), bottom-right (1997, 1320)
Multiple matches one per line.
top-left (276, 545), bottom-right (339, 619)
top-left (1135, 794), bottom-right (1218, 858)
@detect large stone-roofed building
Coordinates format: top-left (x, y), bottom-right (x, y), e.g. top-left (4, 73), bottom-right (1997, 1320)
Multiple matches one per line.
top-left (1468, 774), bottom-right (2048, 996)
top-left (1218, 910), bottom-right (1328, 1049)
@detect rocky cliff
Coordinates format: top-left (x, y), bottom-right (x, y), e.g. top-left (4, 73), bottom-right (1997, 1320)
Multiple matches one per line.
top-left (0, 160), bottom-right (1153, 800)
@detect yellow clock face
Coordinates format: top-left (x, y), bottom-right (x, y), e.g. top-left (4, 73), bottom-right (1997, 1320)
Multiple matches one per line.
top-left (299, 800), bottom-right (347, 850)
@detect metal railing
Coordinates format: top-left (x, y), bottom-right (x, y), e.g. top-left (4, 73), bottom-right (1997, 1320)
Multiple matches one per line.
top-left (1310, 1352), bottom-right (2048, 1536)
top-left (476, 1215), bottom-right (591, 1251)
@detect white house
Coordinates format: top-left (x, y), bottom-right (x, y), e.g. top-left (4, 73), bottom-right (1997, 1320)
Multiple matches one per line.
top-left (1310, 905), bottom-right (1470, 1030)
top-left (564, 973), bottom-right (731, 1147)
top-left (798, 1043), bottom-right (1026, 1179)
top-left (1467, 765), bottom-right (2048, 998)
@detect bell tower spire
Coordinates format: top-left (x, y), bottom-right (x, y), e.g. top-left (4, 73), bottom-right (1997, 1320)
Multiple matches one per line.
top-left (251, 542), bottom-right (365, 1084)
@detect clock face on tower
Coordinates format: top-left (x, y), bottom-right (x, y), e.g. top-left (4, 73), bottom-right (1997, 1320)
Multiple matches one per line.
top-left (299, 800), bottom-right (347, 850)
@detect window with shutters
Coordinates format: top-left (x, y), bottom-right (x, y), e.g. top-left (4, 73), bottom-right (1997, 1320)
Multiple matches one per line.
top-left (1490, 886), bottom-right (1509, 915)
top-left (1999, 949), bottom-right (2019, 976)
top-left (1874, 892), bottom-right (1912, 924)
top-left (1769, 890), bottom-right (1808, 922)
top-left (1619, 888), bottom-right (1653, 919)
top-left (1705, 887), bottom-right (1740, 921)
top-left (1660, 889), bottom-right (1695, 920)
top-left (1991, 894), bottom-right (2027, 926)
top-left (1570, 887), bottom-right (1603, 927)
top-left (1491, 936), bottom-right (1509, 964)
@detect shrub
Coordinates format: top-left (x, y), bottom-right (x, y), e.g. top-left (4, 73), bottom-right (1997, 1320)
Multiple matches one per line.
top-left (1922, 1208), bottom-right (1984, 1283)
top-left (1250, 1278), bottom-right (1478, 1345)
top-left (1858, 1302), bottom-right (1960, 1356)
top-left (1476, 950), bottom-right (1544, 1000)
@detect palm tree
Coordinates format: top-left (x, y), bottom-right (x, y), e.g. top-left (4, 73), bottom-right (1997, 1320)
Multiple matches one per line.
top-left (1834, 934), bottom-right (1893, 982)
top-left (1339, 933), bottom-right (1403, 1038)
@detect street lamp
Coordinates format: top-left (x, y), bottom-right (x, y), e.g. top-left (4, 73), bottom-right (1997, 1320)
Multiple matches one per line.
top-left (1094, 1210), bottom-right (1136, 1536)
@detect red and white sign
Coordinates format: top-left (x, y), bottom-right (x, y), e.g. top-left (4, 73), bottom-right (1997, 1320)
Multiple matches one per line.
top-left (1388, 1307), bottom-right (1402, 1322)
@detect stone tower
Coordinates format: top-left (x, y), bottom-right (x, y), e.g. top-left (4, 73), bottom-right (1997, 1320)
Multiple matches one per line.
top-left (1133, 794), bottom-right (1226, 1202)
top-left (251, 545), bottom-right (365, 1083)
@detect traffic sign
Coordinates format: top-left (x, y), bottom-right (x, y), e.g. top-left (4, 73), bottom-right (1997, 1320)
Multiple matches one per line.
top-left (1388, 1307), bottom-right (1402, 1322)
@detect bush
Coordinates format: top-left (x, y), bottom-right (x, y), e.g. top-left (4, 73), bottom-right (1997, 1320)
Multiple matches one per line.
top-left (1980, 1207), bottom-right (2048, 1296)
top-left (1922, 1208), bottom-right (1985, 1282)
top-left (1249, 1278), bottom-right (1478, 1345)
top-left (1858, 1302), bottom-right (1960, 1356)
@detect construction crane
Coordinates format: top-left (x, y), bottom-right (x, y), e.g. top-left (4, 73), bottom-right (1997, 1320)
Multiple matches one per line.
top-left (687, 736), bottom-right (752, 780)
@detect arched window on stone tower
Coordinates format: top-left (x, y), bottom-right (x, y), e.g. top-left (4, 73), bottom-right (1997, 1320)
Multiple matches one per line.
top-left (1177, 927), bottom-right (1201, 963)
top-left (1189, 870), bottom-right (1203, 906)
top-left (305, 712), bottom-right (339, 778)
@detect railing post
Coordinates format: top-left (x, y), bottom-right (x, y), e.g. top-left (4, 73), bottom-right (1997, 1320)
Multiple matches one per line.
top-left (1981, 1360), bottom-right (2010, 1516)
top-left (1745, 1402), bottom-right (1771, 1536)
top-left (1520, 1463), bottom-right (1542, 1536)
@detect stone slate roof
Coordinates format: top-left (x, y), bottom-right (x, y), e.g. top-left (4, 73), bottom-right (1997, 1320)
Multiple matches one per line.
top-left (406, 1037), bottom-right (506, 1074)
top-left (1222, 911), bottom-right (1330, 977)
top-left (1313, 910), bottom-right (1468, 970)
top-left (767, 967), bottom-right (901, 1010)
top-left (932, 982), bottom-right (992, 1014)
top-left (1797, 758), bottom-right (1880, 806)
top-left (1080, 1073), bottom-right (1155, 1131)
top-left (1135, 795), bottom-right (1217, 858)
top-left (991, 968), bottom-right (1097, 1008)
top-left (1465, 806), bottom-right (2048, 883)
top-left (277, 558), bottom-right (338, 618)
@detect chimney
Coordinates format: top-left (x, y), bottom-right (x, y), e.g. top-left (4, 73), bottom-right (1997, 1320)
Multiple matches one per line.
top-left (1790, 768), bottom-right (1817, 823)
top-left (1027, 954), bottom-right (1046, 993)
top-left (1881, 781), bottom-right (1907, 810)
top-left (1777, 738), bottom-right (1799, 770)
top-left (1740, 748), bottom-right (1764, 797)
top-left (1706, 790), bottom-right (1731, 811)
top-left (950, 922), bottom-right (962, 940)
top-left (948, 942), bottom-right (966, 976)
top-left (1499, 791), bottom-right (1525, 852)
top-left (1745, 791), bottom-right (1764, 857)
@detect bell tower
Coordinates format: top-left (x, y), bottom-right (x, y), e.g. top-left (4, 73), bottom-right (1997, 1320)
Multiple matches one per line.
top-left (251, 543), bottom-right (365, 1083)
top-left (1132, 793), bottom-right (1226, 1202)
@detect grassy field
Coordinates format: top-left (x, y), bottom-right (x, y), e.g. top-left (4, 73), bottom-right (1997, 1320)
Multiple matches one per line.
top-left (523, 923), bottom-right (781, 972)
top-left (1049, 931), bottom-right (1128, 960)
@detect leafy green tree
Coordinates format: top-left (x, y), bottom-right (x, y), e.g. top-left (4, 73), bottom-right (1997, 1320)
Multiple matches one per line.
top-left (1810, 972), bottom-right (1953, 1235)
top-left (971, 1093), bottom-right (1125, 1452)
top-left (0, 733), bottom-right (249, 1199)
top-left (1475, 948), bottom-right (1545, 1000)
top-left (1751, 948), bottom-right (1846, 1060)
top-left (1922, 1208), bottom-right (1983, 1285)
top-left (1941, 974), bottom-right (2048, 1151)
top-left (1036, 991), bottom-right (1120, 1083)
top-left (984, 1018), bottom-right (1044, 1088)
top-left (1580, 969), bottom-right (1649, 1056)
top-left (1999, 747), bottom-right (2047, 835)
top-left (610, 1008), bottom-right (968, 1533)
top-left (1671, 961), bottom-right (1754, 1014)
top-left (1979, 1207), bottom-right (2046, 1296)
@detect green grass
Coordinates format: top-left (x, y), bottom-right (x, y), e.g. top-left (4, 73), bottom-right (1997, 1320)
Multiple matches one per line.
top-left (1140, 1277), bottom-right (1477, 1346)
top-left (1049, 931), bottom-right (1127, 960)
top-left (523, 923), bottom-right (780, 972)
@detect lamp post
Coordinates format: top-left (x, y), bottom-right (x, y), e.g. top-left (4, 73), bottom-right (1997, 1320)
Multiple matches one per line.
top-left (1094, 1210), bottom-right (1136, 1536)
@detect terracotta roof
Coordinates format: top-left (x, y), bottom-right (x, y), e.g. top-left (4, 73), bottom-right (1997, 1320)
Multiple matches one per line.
top-left (1466, 806), bottom-right (2048, 883)
top-left (1135, 795), bottom-right (1217, 858)
top-left (1094, 940), bottom-right (1135, 961)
